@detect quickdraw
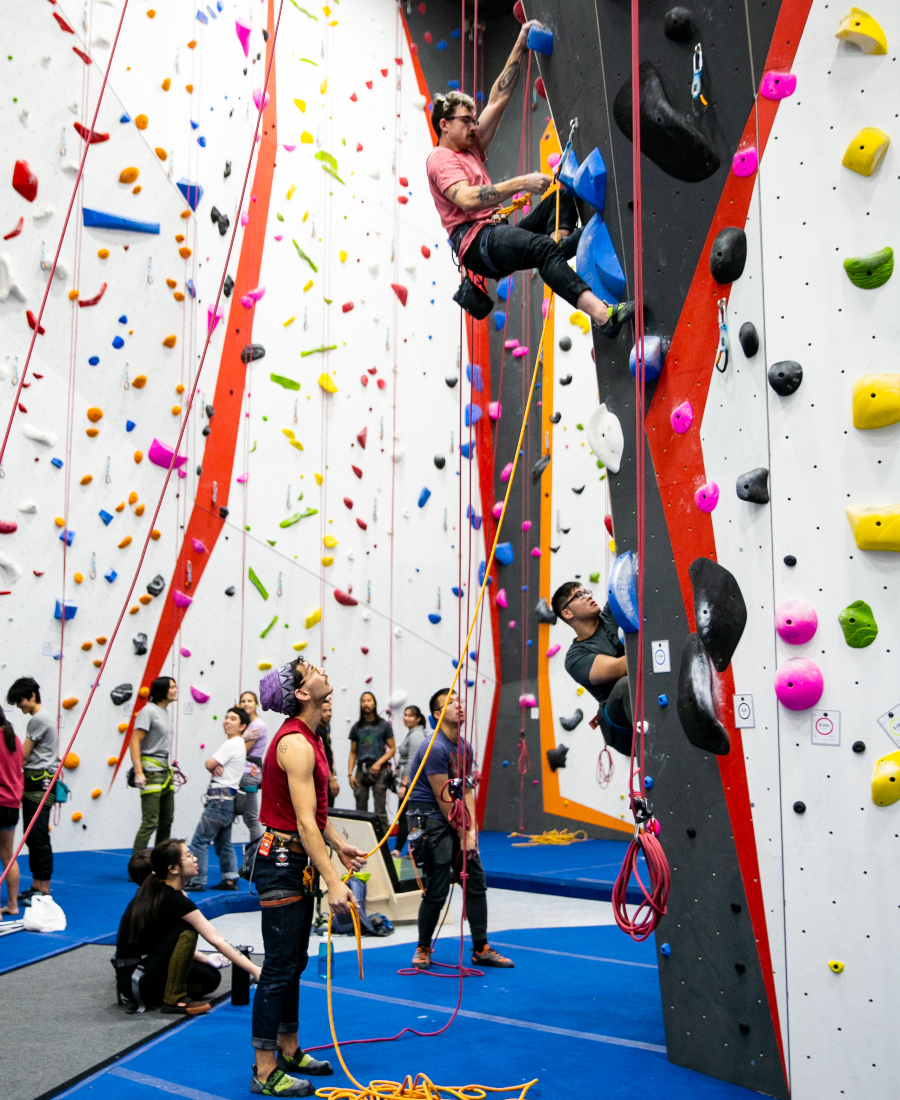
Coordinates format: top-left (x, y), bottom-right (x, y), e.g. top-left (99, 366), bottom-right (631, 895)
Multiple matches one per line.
top-left (692, 44), bottom-right (708, 117)
top-left (714, 297), bottom-right (730, 373)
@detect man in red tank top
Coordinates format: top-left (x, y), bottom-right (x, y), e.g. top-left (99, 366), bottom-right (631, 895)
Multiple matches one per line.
top-left (250, 657), bottom-right (367, 1098)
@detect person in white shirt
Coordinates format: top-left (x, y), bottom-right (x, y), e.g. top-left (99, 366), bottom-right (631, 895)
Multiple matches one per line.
top-left (185, 707), bottom-right (248, 892)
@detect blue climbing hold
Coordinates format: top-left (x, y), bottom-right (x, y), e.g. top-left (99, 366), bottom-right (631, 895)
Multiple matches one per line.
top-left (460, 441), bottom-right (474, 459)
top-left (557, 147), bottom-right (580, 191)
top-left (112, 335), bottom-right (125, 349)
top-left (54, 599), bottom-right (77, 620)
top-left (428, 612), bottom-right (442, 624)
top-left (436, 39), bottom-right (447, 50)
top-left (59, 529), bottom-right (74, 546)
top-left (125, 420), bottom-right (135, 432)
top-left (83, 208), bottom-right (160, 235)
top-left (418, 487), bottom-right (431, 508)
top-left (465, 403), bottom-right (482, 427)
top-left (644, 776), bottom-right (654, 789)
top-left (120, 113), bottom-right (131, 123)
top-left (608, 550), bottom-right (639, 633)
top-left (571, 147), bottom-right (607, 213)
top-left (660, 943), bottom-right (671, 957)
top-left (99, 509), bottom-right (113, 526)
top-left (196, 9), bottom-right (208, 24)
top-left (496, 276), bottom-right (514, 302)
top-left (527, 26), bottom-right (554, 55)
top-left (448, 80), bottom-right (460, 90)
top-left (88, 356), bottom-right (100, 366)
top-left (197, 136), bottom-right (207, 147)
top-left (476, 91), bottom-right (484, 102)
top-left (495, 542), bottom-right (514, 567)
top-left (576, 213), bottom-right (626, 303)
top-left (50, 457), bottom-right (63, 469)
top-left (527, 639), bottom-right (533, 646)
top-left (658, 693), bottom-right (669, 707)
top-left (207, 4), bottom-right (217, 18)
top-left (191, 120), bottom-right (199, 130)
top-left (629, 335), bottom-right (664, 382)
top-left (471, 514), bottom-right (482, 531)
top-left (477, 560), bottom-right (494, 587)
top-left (502, 760), bottom-right (509, 767)
top-left (466, 362), bottom-right (483, 392)
top-left (104, 568), bottom-right (118, 583)
top-left (470, 651), bottom-right (478, 660)
top-left (452, 586), bottom-right (463, 597)
top-left (186, 279), bottom-right (196, 299)
top-left (118, 315), bottom-right (127, 324)
top-left (176, 178), bottom-right (204, 211)
top-left (493, 311), bottom-right (506, 331)
top-left (450, 27), bottom-right (461, 38)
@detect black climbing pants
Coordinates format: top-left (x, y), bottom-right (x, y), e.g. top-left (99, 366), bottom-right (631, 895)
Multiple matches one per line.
top-left (459, 191), bottom-right (590, 309)
top-left (412, 812), bottom-right (488, 950)
top-left (601, 675), bottom-right (634, 757)
top-left (21, 797), bottom-right (53, 881)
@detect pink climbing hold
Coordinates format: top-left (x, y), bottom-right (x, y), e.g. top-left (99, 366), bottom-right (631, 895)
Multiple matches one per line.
top-left (252, 89), bottom-right (270, 112)
top-left (191, 538), bottom-right (208, 554)
top-left (235, 20), bottom-right (251, 57)
top-left (488, 401), bottom-right (502, 421)
top-left (670, 401), bottom-right (693, 434)
top-left (240, 212), bottom-right (250, 226)
top-left (547, 151), bottom-right (561, 168)
top-left (0, 520), bottom-right (17, 534)
top-left (541, 299), bottom-right (550, 319)
top-left (508, 620), bottom-right (516, 629)
top-left (207, 304), bottom-right (224, 333)
top-left (775, 599), bottom-right (818, 645)
top-left (173, 590), bottom-right (193, 609)
top-left (180, 647), bottom-right (191, 657)
top-left (512, 346), bottom-right (529, 358)
top-left (760, 71), bottom-right (796, 100)
top-left (694, 482), bottom-right (719, 512)
top-left (500, 462), bottom-right (513, 482)
top-left (546, 644), bottom-right (561, 658)
top-left (237, 473), bottom-right (249, 483)
top-left (334, 589), bottom-right (359, 607)
top-left (240, 295), bottom-right (254, 308)
top-left (247, 286), bottom-right (266, 302)
top-left (496, 588), bottom-right (508, 609)
top-left (342, 302), bottom-right (354, 313)
top-left (12, 160), bottom-right (38, 203)
top-left (774, 657), bottom-right (824, 711)
top-left (519, 693), bottom-right (537, 708)
top-left (190, 685), bottom-right (210, 704)
top-left (390, 283), bottom-right (408, 306)
top-left (531, 547), bottom-right (542, 557)
top-left (492, 501), bottom-right (503, 519)
top-left (522, 520), bottom-right (532, 532)
top-left (504, 339), bottom-right (519, 350)
top-left (732, 147), bottom-right (758, 177)
top-left (148, 438), bottom-right (188, 470)
top-left (283, 145), bottom-right (296, 152)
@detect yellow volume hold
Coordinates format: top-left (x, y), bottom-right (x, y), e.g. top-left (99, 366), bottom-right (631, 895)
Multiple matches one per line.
top-left (852, 374), bottom-right (900, 429)
top-left (846, 504), bottom-right (900, 551)
top-left (872, 749), bottom-right (900, 806)
top-left (836, 8), bottom-right (887, 54)
top-left (842, 127), bottom-right (890, 176)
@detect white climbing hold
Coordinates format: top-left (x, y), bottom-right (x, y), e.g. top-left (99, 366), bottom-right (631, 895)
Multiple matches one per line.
top-left (18, 500), bottom-right (37, 513)
top-left (32, 208), bottom-right (54, 222)
top-left (368, 168), bottom-right (381, 180)
top-left (389, 689), bottom-right (407, 708)
top-left (347, 551), bottom-right (355, 561)
top-left (394, 626), bottom-right (402, 637)
top-left (0, 550), bottom-right (23, 584)
top-left (393, 447), bottom-right (405, 462)
top-left (41, 56), bottom-right (51, 68)
top-left (402, 509), bottom-right (410, 518)
top-left (367, 260), bottom-right (379, 275)
top-left (21, 423), bottom-right (58, 447)
top-left (403, 261), bottom-right (416, 274)
top-left (92, 35), bottom-right (111, 48)
top-left (411, 94), bottom-right (427, 110)
top-left (586, 403), bottom-right (624, 474)
top-left (61, 162), bottom-right (80, 176)
top-left (361, 609), bottom-right (371, 620)
top-left (0, 252), bottom-right (27, 302)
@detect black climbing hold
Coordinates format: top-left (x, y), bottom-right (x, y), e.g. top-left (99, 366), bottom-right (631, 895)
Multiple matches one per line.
top-left (559, 710), bottom-right (583, 732)
top-left (133, 632), bottom-right (148, 656)
top-left (205, 405), bottom-right (215, 419)
top-left (738, 1023), bottom-right (751, 1036)
top-left (572, 485), bottom-right (584, 494)
top-left (535, 597), bottom-right (557, 624)
top-left (210, 206), bottom-right (229, 236)
top-left (560, 526), bottom-right (570, 534)
top-left (793, 800), bottom-right (806, 814)
top-left (558, 335), bottom-right (572, 352)
top-left (768, 360), bottom-right (803, 396)
top-left (676, 633), bottom-right (731, 755)
top-left (547, 744), bottom-right (569, 771)
top-left (689, 557), bottom-right (747, 672)
top-left (735, 467), bottom-right (769, 505)
top-left (262, 28), bottom-right (270, 40)
top-left (686, 827), bottom-right (697, 838)
top-left (730, 902), bottom-right (742, 913)
top-left (738, 321), bottom-right (759, 358)
top-left (445, 376), bottom-right (458, 388)
top-left (710, 227), bottom-right (748, 284)
top-left (224, 160), bottom-right (232, 178)
top-left (241, 344), bottom-right (265, 364)
top-left (784, 555), bottom-right (797, 567)
top-left (225, 586), bottom-right (236, 596)
top-left (434, 454), bottom-right (446, 469)
top-left (531, 454), bottom-right (551, 484)
top-left (852, 740), bottom-right (866, 754)
top-left (559, 374), bottom-right (573, 386)
top-left (549, 412), bottom-right (561, 424)
top-left (664, 6), bottom-right (694, 41)
top-left (550, 546), bottom-right (559, 553)
top-left (734, 962), bottom-right (746, 974)
top-left (614, 62), bottom-right (721, 183)
top-left (223, 274), bottom-right (234, 297)
top-left (196, 465), bottom-right (203, 475)
top-left (110, 683), bottom-right (133, 706)
top-left (202, 427), bottom-right (211, 437)
top-left (219, 506), bottom-right (229, 519)
top-left (146, 574), bottom-right (166, 597)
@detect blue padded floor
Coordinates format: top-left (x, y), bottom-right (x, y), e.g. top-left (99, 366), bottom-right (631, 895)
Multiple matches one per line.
top-left (58, 924), bottom-right (758, 1100)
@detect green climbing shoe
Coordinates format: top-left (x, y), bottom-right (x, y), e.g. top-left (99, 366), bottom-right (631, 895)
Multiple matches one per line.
top-left (250, 1067), bottom-right (314, 1097)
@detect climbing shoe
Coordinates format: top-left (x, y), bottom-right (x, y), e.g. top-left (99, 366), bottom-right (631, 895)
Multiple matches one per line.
top-left (211, 879), bottom-right (239, 891)
top-left (250, 1067), bottom-right (314, 1097)
top-left (277, 1050), bottom-right (333, 1077)
top-left (160, 999), bottom-right (211, 1016)
top-left (596, 300), bottom-right (635, 339)
top-left (558, 225), bottom-right (583, 261)
top-left (412, 944), bottom-right (433, 970)
top-left (472, 945), bottom-right (515, 968)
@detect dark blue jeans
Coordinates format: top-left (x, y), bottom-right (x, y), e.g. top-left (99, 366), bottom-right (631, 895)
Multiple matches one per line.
top-left (189, 796), bottom-right (238, 887)
top-left (251, 847), bottom-right (315, 1051)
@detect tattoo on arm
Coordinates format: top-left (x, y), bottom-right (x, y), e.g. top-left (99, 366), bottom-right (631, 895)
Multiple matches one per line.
top-left (477, 184), bottom-right (501, 205)
top-left (450, 184), bottom-right (461, 202)
top-left (497, 60), bottom-right (520, 93)
top-left (278, 741), bottom-right (289, 754)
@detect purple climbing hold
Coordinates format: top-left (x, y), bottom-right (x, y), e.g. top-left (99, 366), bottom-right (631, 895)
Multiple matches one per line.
top-left (774, 658), bottom-right (823, 711)
top-left (775, 599), bottom-right (818, 645)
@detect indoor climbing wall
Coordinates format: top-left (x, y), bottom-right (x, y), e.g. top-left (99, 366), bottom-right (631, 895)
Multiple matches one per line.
top-left (0, 0), bottom-right (497, 851)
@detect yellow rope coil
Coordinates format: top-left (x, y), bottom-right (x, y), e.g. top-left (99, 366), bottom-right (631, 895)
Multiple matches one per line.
top-left (508, 829), bottom-right (589, 847)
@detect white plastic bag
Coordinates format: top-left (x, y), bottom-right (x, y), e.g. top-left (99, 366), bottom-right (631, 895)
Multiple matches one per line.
top-left (23, 894), bottom-right (67, 933)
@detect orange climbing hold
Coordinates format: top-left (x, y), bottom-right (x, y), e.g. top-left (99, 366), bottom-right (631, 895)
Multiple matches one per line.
top-left (80, 474), bottom-right (92, 485)
top-left (135, 114), bottom-right (149, 130)
top-left (128, 491), bottom-right (138, 504)
top-left (134, 451), bottom-right (144, 463)
top-left (139, 594), bottom-right (152, 605)
top-left (97, 249), bottom-right (110, 259)
top-left (162, 78), bottom-right (171, 91)
top-left (119, 167), bottom-right (139, 184)
top-left (115, 502), bottom-right (125, 512)
top-left (81, 641), bottom-right (92, 650)
top-left (62, 700), bottom-right (79, 712)
top-left (179, 247), bottom-right (192, 259)
top-left (87, 407), bottom-right (103, 422)
top-left (72, 811), bottom-right (83, 822)
top-left (167, 279), bottom-right (177, 288)
top-left (96, 636), bottom-right (108, 645)
top-left (135, 504), bottom-right (145, 516)
top-left (108, 757), bottom-right (118, 765)
top-left (74, 573), bottom-right (83, 584)
top-left (86, 428), bottom-right (99, 438)
top-left (132, 375), bottom-right (147, 388)
top-left (64, 753), bottom-right (80, 768)
top-left (163, 335), bottom-right (177, 348)
top-left (155, 147), bottom-right (167, 160)
top-left (91, 789), bottom-right (102, 799)
top-left (150, 529), bottom-right (161, 540)
top-left (129, 606), bottom-right (140, 615)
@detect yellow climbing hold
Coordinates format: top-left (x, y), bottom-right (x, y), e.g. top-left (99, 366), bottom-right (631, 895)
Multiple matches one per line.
top-left (162, 78), bottom-right (171, 91)
top-left (282, 427), bottom-right (304, 451)
top-left (293, 99), bottom-right (306, 112)
top-left (320, 79), bottom-right (327, 94)
top-left (303, 280), bottom-right (314, 292)
top-left (318, 372), bottom-right (338, 394)
top-left (846, 504), bottom-right (900, 551)
top-left (163, 335), bottom-right (177, 348)
top-left (836, 7), bottom-right (887, 54)
top-left (292, 640), bottom-right (308, 651)
top-left (132, 375), bottom-right (147, 388)
top-left (80, 474), bottom-right (92, 485)
top-left (119, 536), bottom-right (133, 548)
top-left (576, 686), bottom-right (584, 695)
top-left (87, 407), bottom-right (103, 422)
top-left (828, 960), bottom-right (845, 973)
top-left (98, 249), bottom-right (109, 259)
top-left (314, 473), bottom-right (324, 486)
top-left (258, 662), bottom-right (273, 670)
top-left (323, 534), bottom-right (338, 548)
top-left (55, 517), bottom-right (65, 527)
top-left (570, 311), bottom-right (590, 335)
top-left (287, 184), bottom-right (296, 200)
top-left (301, 131), bottom-right (314, 144)
top-left (119, 167), bottom-right (139, 184)
top-left (91, 788), bottom-right (102, 800)
top-left (135, 114), bottom-right (148, 130)
top-left (305, 607), bottom-right (322, 629)
top-left (72, 811), bottom-right (83, 822)
top-left (842, 127), bottom-right (890, 176)
top-left (155, 147), bottom-right (167, 160)
top-left (339, 250), bottom-right (347, 263)
top-left (321, 556), bottom-right (334, 566)
top-left (302, 211), bottom-right (309, 222)
top-left (74, 573), bottom-right (83, 584)
top-left (69, 289), bottom-right (79, 300)
top-left (872, 749), bottom-right (900, 806)
top-left (284, 316), bottom-right (296, 327)
top-left (852, 374), bottom-right (900, 429)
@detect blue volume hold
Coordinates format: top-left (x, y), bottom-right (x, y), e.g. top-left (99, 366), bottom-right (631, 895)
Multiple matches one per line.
top-left (495, 542), bottom-right (514, 567)
top-left (104, 568), bottom-right (118, 583)
top-left (54, 599), bottom-right (78, 621)
top-left (571, 147), bottom-right (607, 213)
top-left (460, 441), bottom-right (474, 459)
top-left (493, 311), bottom-right (506, 331)
top-left (112, 335), bottom-right (125, 349)
top-left (186, 279), bottom-right (196, 299)
top-left (527, 27), bottom-right (554, 55)
top-left (50, 457), bottom-right (63, 469)
top-left (576, 214), bottom-right (625, 303)
top-left (428, 613), bottom-right (442, 624)
top-left (607, 550), bottom-right (639, 633)
top-left (477, 560), bottom-right (494, 587)
top-left (629, 336), bottom-right (664, 382)
top-left (176, 178), bottom-right (204, 211)
top-left (196, 9), bottom-right (208, 24)
top-left (471, 514), bottom-right (482, 531)
top-left (59, 528), bottom-right (74, 546)
top-left (125, 420), bottom-right (136, 432)
top-left (88, 356), bottom-right (100, 366)
top-left (466, 362), bottom-right (483, 392)
top-left (83, 208), bottom-right (161, 235)
top-left (465, 403), bottom-right (482, 427)
top-left (496, 276), bottom-right (514, 302)
top-left (418, 487), bottom-right (431, 508)
top-left (99, 510), bottom-right (113, 526)
top-left (557, 147), bottom-right (580, 192)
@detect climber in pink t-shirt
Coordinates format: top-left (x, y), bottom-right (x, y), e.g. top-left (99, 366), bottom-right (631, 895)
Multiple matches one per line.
top-left (425, 19), bottom-right (633, 337)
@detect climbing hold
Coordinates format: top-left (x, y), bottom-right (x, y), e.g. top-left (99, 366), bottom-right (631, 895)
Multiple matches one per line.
top-left (559, 708), bottom-right (584, 733)
top-left (549, 412), bottom-right (561, 424)
top-left (500, 463), bottom-right (513, 483)
top-left (845, 504), bottom-right (900, 551)
top-left (608, 551), bottom-right (639, 634)
top-left (694, 482), bottom-right (719, 512)
top-left (535, 597), bottom-right (557, 625)
top-left (843, 246), bottom-right (893, 290)
top-left (110, 684), bottom-right (133, 706)
top-left (318, 373), bottom-right (338, 394)
top-left (732, 147), bottom-right (758, 177)
top-left (74, 123), bottom-right (109, 144)
top-left (774, 658), bottom-right (825, 711)
top-left (531, 455), bottom-right (551, 484)
top-left (527, 26), bottom-right (553, 55)
top-left (738, 322), bottom-right (759, 358)
top-left (173, 590), bottom-right (192, 608)
top-left (133, 633), bottom-right (148, 655)
top-left (775, 599), bottom-right (818, 645)
top-left (760, 71), bottom-right (797, 100)
top-left (496, 276), bottom-right (514, 301)
top-left (496, 589), bottom-right (508, 610)
top-left (546, 644), bottom-right (561, 658)
top-left (119, 167), bottom-right (139, 185)
top-left (836, 8), bottom-right (887, 54)
top-left (690, 557), bottom-right (747, 672)
top-left (571, 147), bottom-right (607, 212)
top-left (104, 569), bottom-right (117, 583)
top-left (235, 18), bottom-right (251, 55)
top-left (148, 439), bottom-right (188, 470)
top-left (334, 589), bottom-right (358, 607)
top-left (83, 209), bottom-right (160, 234)
top-left (852, 374), bottom-right (900, 429)
top-left (664, 6), bottom-right (693, 40)
top-left (828, 960), bottom-right (845, 975)
top-left (838, 600), bottom-right (878, 648)
top-left (12, 160), bottom-right (38, 202)
top-left (853, 741), bottom-right (866, 754)
top-left (176, 179), bottom-right (204, 211)
top-left (586, 404), bottom-right (623, 474)
top-left (0, 520), bottom-right (17, 534)
top-left (628, 336), bottom-right (664, 381)
top-left (670, 401), bottom-right (694, 434)
top-left (576, 213), bottom-right (626, 303)
top-left (842, 127), bottom-right (890, 177)
top-left (709, 227), bottom-right (747, 284)
top-left (191, 686), bottom-right (211, 704)
top-left (191, 538), bottom-right (208, 554)
top-left (146, 575), bottom-right (165, 597)
top-left (558, 336), bottom-right (572, 352)
top-left (132, 375), bottom-right (146, 389)
top-left (677, 633), bottom-right (730, 754)
top-left (872, 749), bottom-right (900, 806)
top-left (390, 283), bottom-right (408, 306)
top-left (736, 467), bottom-right (769, 504)
top-left (62, 701), bottom-right (79, 715)
top-left (418, 488), bottom-right (431, 508)
top-left (248, 567), bottom-right (268, 601)
top-left (547, 745), bottom-right (568, 772)
top-left (495, 543), bottom-right (514, 567)
top-left (768, 360), bottom-right (803, 396)
top-left (305, 608), bottom-right (321, 629)
top-left (559, 375), bottom-right (573, 386)
top-left (614, 62), bottom-right (720, 182)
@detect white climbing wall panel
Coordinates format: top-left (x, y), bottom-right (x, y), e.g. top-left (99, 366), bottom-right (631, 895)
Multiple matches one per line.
top-left (0, 0), bottom-right (496, 852)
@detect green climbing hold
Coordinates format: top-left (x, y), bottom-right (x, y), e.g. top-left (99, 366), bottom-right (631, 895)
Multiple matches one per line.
top-left (271, 372), bottom-right (300, 390)
top-left (260, 614), bottom-right (279, 638)
top-left (280, 508), bottom-right (318, 528)
top-left (838, 600), bottom-right (878, 648)
top-left (248, 567), bottom-right (268, 600)
top-left (293, 239), bottom-right (319, 272)
top-left (301, 345), bottom-right (338, 358)
top-left (589, 572), bottom-right (600, 584)
top-left (843, 246), bottom-right (893, 289)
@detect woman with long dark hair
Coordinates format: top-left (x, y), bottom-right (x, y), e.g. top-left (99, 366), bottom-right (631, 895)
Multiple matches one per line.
top-left (113, 838), bottom-right (261, 1015)
top-left (0, 704), bottom-right (23, 915)
top-left (393, 706), bottom-right (428, 854)
top-left (347, 692), bottom-right (395, 835)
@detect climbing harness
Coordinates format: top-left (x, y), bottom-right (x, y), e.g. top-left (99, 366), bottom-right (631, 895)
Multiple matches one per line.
top-left (714, 297), bottom-right (730, 373)
top-left (692, 44), bottom-right (708, 117)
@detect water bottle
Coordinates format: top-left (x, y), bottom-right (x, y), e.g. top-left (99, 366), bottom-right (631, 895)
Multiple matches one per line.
top-left (317, 941), bottom-right (330, 980)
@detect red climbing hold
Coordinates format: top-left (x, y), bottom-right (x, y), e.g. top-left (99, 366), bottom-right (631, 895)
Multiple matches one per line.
top-left (350, 92), bottom-right (358, 102)
top-left (74, 122), bottom-right (109, 143)
top-left (351, 465), bottom-right (363, 479)
top-left (604, 514), bottom-right (614, 537)
top-left (334, 589), bottom-right (359, 607)
top-left (394, 57), bottom-right (403, 66)
top-left (12, 160), bottom-right (38, 203)
top-left (399, 176), bottom-right (408, 187)
top-left (17, 403), bottom-right (27, 413)
top-left (513, 0), bottom-right (526, 23)
top-left (343, 497), bottom-right (354, 509)
top-left (418, 2), bottom-right (426, 11)
top-left (367, 367), bottom-right (377, 375)
top-left (535, 76), bottom-right (547, 100)
top-left (4, 217), bottom-right (24, 240)
top-left (53, 11), bottom-right (74, 31)
top-left (356, 142), bottom-right (363, 152)
top-left (377, 379), bottom-right (387, 390)
top-left (365, 81), bottom-right (373, 90)
top-left (0, 520), bottom-right (17, 534)
top-left (381, 68), bottom-right (388, 77)
top-left (78, 282), bottom-right (108, 307)
top-left (357, 427), bottom-right (367, 449)
top-left (341, 301), bottom-right (354, 313)
top-left (26, 310), bottom-right (46, 335)
top-left (361, 645), bottom-right (369, 654)
top-left (360, 374), bottom-right (369, 387)
top-left (424, 32), bottom-right (432, 44)
top-left (33, 570), bottom-right (44, 576)
top-left (390, 283), bottom-right (408, 306)
top-left (421, 245), bottom-right (431, 258)
top-left (356, 518), bottom-right (368, 531)
top-left (397, 195), bottom-right (409, 205)
top-left (72, 46), bottom-right (92, 64)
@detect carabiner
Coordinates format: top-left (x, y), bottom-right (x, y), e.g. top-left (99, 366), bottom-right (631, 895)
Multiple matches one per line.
top-left (692, 44), bottom-right (708, 116)
top-left (714, 298), bottom-right (730, 373)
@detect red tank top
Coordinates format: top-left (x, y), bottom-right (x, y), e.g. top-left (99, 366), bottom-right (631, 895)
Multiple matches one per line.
top-left (260, 718), bottom-right (330, 832)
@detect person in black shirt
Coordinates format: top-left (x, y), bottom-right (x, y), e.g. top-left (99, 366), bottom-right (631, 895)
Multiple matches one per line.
top-left (552, 581), bottom-right (633, 755)
top-left (114, 838), bottom-right (261, 1015)
top-left (316, 699), bottom-right (339, 808)
top-left (347, 692), bottom-right (395, 834)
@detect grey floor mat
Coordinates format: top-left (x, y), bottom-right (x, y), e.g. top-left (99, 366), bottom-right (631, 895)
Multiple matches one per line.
top-left (0, 943), bottom-right (235, 1100)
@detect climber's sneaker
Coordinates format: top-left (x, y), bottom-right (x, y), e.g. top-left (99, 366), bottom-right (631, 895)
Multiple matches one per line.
top-left (471, 944), bottom-right (515, 968)
top-left (277, 1049), bottom-right (333, 1077)
top-left (596, 300), bottom-right (635, 339)
top-left (412, 944), bottom-right (433, 970)
top-left (250, 1067), bottom-right (314, 1097)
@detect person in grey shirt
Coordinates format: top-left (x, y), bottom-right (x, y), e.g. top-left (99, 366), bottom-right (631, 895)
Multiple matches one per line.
top-left (393, 706), bottom-right (428, 854)
top-left (6, 677), bottom-right (58, 903)
top-left (131, 676), bottom-right (177, 854)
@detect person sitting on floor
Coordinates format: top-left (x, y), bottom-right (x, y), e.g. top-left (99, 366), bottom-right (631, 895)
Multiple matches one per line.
top-left (553, 581), bottom-right (633, 755)
top-left (127, 848), bottom-right (153, 887)
top-left (113, 838), bottom-right (261, 1016)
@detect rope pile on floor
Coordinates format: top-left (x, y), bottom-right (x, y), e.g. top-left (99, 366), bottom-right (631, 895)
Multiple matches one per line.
top-left (507, 829), bottom-right (588, 847)
top-left (315, 1076), bottom-right (538, 1100)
